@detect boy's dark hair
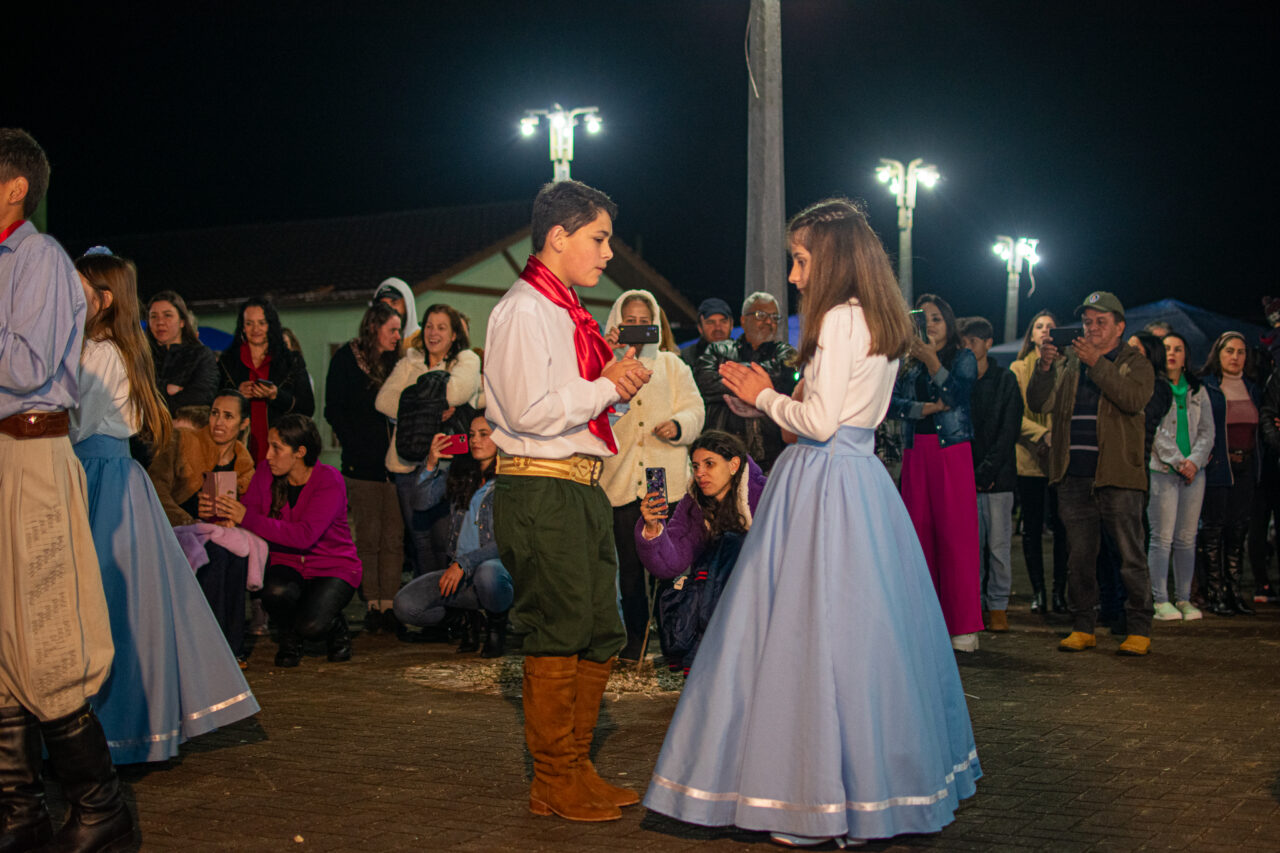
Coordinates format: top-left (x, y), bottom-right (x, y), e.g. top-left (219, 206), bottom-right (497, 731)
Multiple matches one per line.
top-left (173, 405), bottom-right (211, 429)
top-left (0, 129), bottom-right (51, 218)
top-left (959, 316), bottom-right (994, 341)
top-left (530, 180), bottom-right (618, 253)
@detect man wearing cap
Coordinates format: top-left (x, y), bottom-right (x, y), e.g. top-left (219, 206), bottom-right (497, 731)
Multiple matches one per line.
top-left (679, 297), bottom-right (734, 370)
top-left (1027, 291), bottom-right (1155, 655)
top-left (694, 291), bottom-right (797, 472)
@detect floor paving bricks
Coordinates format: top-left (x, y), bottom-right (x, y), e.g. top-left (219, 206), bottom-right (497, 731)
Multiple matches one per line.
top-left (40, 564), bottom-right (1280, 852)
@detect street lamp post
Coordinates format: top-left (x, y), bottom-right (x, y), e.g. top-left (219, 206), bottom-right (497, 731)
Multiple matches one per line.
top-left (992, 235), bottom-right (1041, 343)
top-left (519, 103), bottom-right (602, 181)
top-left (875, 157), bottom-right (940, 304)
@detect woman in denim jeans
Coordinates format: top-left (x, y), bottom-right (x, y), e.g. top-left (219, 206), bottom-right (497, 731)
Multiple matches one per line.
top-left (890, 294), bottom-right (983, 652)
top-left (1147, 332), bottom-right (1214, 621)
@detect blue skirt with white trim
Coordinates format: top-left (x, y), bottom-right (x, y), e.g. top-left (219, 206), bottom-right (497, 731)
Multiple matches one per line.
top-left (75, 434), bottom-right (259, 763)
top-left (643, 427), bottom-right (980, 840)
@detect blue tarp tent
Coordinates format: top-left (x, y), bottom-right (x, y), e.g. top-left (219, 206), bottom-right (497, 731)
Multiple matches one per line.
top-left (990, 299), bottom-right (1267, 368)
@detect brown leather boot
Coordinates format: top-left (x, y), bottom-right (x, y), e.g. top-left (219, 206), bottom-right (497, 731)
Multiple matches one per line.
top-left (523, 656), bottom-right (620, 822)
top-left (574, 657), bottom-right (640, 807)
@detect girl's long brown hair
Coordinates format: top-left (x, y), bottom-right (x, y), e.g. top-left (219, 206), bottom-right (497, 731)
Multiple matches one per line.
top-left (1017, 309), bottom-right (1058, 360)
top-left (76, 252), bottom-right (172, 450)
top-left (787, 198), bottom-right (912, 368)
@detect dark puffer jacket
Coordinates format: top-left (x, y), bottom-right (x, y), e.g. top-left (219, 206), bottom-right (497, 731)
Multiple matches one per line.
top-left (151, 338), bottom-right (219, 413)
top-left (694, 338), bottom-right (798, 472)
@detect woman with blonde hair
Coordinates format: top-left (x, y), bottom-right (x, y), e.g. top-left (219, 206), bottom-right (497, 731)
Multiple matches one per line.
top-left (645, 200), bottom-right (979, 847)
top-left (71, 249), bottom-right (259, 765)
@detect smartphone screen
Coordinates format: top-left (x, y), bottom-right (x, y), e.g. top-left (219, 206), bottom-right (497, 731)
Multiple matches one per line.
top-left (644, 466), bottom-right (668, 505)
top-left (909, 309), bottom-right (928, 341)
top-left (617, 324), bottom-right (660, 346)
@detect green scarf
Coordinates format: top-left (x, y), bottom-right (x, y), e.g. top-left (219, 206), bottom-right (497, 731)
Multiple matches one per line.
top-left (1169, 374), bottom-right (1191, 470)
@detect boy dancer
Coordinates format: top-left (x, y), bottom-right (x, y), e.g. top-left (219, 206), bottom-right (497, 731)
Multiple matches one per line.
top-left (485, 181), bottom-right (651, 822)
top-left (1, 129), bottom-right (133, 851)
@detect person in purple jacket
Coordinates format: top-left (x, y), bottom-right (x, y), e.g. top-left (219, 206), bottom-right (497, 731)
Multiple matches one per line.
top-left (214, 414), bottom-right (363, 667)
top-left (636, 430), bottom-right (766, 672)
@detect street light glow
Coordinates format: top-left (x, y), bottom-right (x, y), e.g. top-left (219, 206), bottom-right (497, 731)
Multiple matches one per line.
top-left (874, 157), bottom-right (940, 303)
top-left (518, 103), bottom-right (602, 181)
top-left (916, 166), bottom-right (940, 188)
top-left (994, 235), bottom-right (1041, 342)
top-left (876, 165), bottom-right (893, 183)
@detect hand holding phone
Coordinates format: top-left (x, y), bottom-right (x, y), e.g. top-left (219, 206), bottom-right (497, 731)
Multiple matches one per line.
top-left (909, 309), bottom-right (929, 341)
top-left (1047, 326), bottom-right (1082, 351)
top-left (438, 434), bottom-right (469, 456)
top-left (200, 470), bottom-right (238, 521)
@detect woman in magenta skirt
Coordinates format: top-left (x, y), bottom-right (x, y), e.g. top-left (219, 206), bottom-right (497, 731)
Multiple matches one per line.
top-left (890, 294), bottom-right (984, 651)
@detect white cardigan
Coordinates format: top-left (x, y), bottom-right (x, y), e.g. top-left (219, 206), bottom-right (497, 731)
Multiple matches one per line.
top-left (375, 347), bottom-right (482, 473)
top-left (599, 350), bottom-right (704, 507)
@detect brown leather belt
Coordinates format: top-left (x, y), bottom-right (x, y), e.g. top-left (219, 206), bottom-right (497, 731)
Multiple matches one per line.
top-left (0, 410), bottom-right (70, 439)
top-left (495, 453), bottom-right (603, 487)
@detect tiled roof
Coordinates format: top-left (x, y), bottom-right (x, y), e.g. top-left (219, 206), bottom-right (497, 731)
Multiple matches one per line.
top-left (85, 200), bottom-right (697, 324)
top-left (93, 201), bottom-right (532, 308)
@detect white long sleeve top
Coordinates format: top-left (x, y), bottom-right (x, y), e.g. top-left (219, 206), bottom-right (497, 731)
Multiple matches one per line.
top-left (755, 300), bottom-right (897, 441)
top-left (483, 279), bottom-right (621, 460)
top-left (70, 337), bottom-right (139, 443)
top-left (375, 346), bottom-right (482, 473)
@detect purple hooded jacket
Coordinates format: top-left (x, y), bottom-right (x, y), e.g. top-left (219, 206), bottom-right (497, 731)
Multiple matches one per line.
top-left (634, 456), bottom-right (767, 579)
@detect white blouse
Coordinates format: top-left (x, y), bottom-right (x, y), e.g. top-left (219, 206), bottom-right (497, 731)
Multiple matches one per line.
top-left (755, 300), bottom-right (897, 440)
top-left (70, 338), bottom-right (139, 443)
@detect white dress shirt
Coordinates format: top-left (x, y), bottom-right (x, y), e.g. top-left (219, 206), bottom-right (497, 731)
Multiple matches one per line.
top-left (756, 300), bottom-right (898, 441)
top-left (70, 338), bottom-right (139, 443)
top-left (483, 279), bottom-right (620, 460)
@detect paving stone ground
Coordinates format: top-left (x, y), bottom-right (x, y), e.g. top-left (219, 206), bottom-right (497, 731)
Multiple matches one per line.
top-left (53, 548), bottom-right (1280, 853)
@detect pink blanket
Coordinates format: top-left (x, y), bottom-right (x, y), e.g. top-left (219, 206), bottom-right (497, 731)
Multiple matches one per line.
top-left (174, 523), bottom-right (270, 591)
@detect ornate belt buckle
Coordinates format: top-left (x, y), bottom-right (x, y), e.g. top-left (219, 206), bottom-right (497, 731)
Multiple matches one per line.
top-left (21, 414), bottom-right (42, 437)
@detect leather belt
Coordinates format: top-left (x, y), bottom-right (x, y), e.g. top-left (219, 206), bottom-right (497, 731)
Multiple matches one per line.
top-left (0, 410), bottom-right (70, 439)
top-left (1228, 449), bottom-right (1252, 463)
top-left (495, 453), bottom-right (603, 487)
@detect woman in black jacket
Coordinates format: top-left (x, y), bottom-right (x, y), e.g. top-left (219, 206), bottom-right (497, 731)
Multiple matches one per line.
top-left (147, 290), bottom-right (219, 412)
top-left (325, 302), bottom-right (405, 633)
top-left (216, 296), bottom-right (314, 462)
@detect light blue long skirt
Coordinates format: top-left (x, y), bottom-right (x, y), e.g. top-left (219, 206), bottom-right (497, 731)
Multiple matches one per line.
top-left (644, 427), bottom-right (980, 840)
top-left (74, 434), bottom-right (259, 764)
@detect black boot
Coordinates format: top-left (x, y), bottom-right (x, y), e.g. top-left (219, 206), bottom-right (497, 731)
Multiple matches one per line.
top-left (38, 705), bottom-right (133, 853)
top-left (1201, 536), bottom-right (1233, 616)
top-left (456, 610), bottom-right (483, 654)
top-left (0, 707), bottom-right (52, 853)
top-left (327, 615), bottom-right (352, 662)
top-left (1225, 527), bottom-right (1256, 616)
top-left (1030, 588), bottom-right (1046, 614)
top-left (480, 610), bottom-right (509, 659)
top-left (1051, 588), bottom-right (1068, 614)
top-left (275, 631), bottom-right (303, 667)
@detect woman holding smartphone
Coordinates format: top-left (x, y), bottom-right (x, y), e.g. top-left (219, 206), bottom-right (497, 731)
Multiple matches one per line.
top-left (890, 294), bottom-right (983, 652)
top-left (599, 289), bottom-right (704, 664)
top-left (216, 296), bottom-right (314, 462)
top-left (644, 199), bottom-right (978, 847)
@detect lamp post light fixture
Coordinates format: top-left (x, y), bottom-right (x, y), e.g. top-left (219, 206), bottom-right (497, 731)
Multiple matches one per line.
top-left (875, 157), bottom-right (940, 304)
top-left (992, 235), bottom-right (1041, 343)
top-left (519, 103), bottom-right (602, 181)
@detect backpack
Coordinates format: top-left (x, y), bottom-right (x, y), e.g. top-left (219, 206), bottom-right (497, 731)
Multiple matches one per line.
top-left (394, 371), bottom-right (451, 464)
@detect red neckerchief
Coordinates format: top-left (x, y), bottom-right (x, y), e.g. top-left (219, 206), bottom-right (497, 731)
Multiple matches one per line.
top-left (519, 255), bottom-right (617, 453)
top-left (240, 341), bottom-right (272, 462)
top-left (0, 220), bottom-right (26, 244)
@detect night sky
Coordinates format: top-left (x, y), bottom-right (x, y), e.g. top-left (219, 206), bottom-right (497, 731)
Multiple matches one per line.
top-left (12, 0), bottom-right (1274, 334)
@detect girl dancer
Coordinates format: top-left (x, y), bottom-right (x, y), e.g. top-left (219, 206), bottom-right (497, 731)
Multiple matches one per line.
top-left (71, 249), bottom-right (259, 764)
top-left (643, 200), bottom-right (980, 847)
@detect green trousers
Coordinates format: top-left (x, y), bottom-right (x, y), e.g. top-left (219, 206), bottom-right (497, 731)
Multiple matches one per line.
top-left (493, 474), bottom-right (625, 662)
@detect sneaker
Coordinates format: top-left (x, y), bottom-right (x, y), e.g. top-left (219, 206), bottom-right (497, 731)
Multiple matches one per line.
top-left (1254, 585), bottom-right (1275, 604)
top-left (1175, 600), bottom-right (1203, 621)
top-left (951, 633), bottom-right (980, 653)
top-left (1153, 602), bottom-right (1181, 621)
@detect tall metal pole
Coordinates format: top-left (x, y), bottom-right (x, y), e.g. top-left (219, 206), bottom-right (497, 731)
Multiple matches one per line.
top-left (744, 0), bottom-right (788, 340)
top-left (898, 204), bottom-right (914, 306)
top-left (1004, 267), bottom-right (1021, 343)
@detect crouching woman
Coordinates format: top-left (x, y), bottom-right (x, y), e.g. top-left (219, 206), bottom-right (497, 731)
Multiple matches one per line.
top-left (214, 414), bottom-right (362, 667)
top-left (393, 410), bottom-right (514, 656)
top-left (636, 430), bottom-right (765, 673)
